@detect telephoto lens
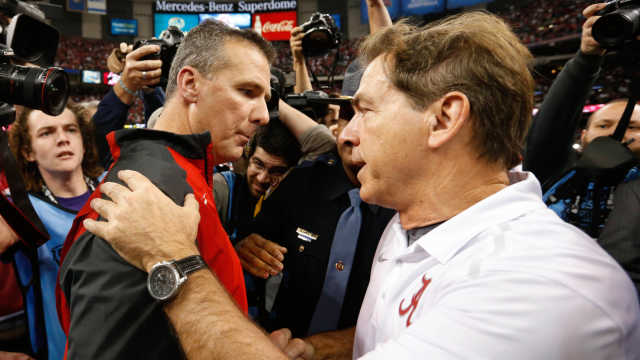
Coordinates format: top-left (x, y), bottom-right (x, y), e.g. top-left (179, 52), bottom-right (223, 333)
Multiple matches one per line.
top-left (0, 64), bottom-right (69, 116)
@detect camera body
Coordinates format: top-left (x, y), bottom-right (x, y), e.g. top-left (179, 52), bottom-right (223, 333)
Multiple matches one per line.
top-left (299, 12), bottom-right (341, 57)
top-left (592, 0), bottom-right (640, 48)
top-left (133, 26), bottom-right (184, 88)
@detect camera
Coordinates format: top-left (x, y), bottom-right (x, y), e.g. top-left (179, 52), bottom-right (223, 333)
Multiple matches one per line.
top-left (299, 12), bottom-right (341, 57)
top-left (284, 91), bottom-right (353, 121)
top-left (592, 0), bottom-right (640, 48)
top-left (0, 0), bottom-right (68, 122)
top-left (132, 26), bottom-right (184, 88)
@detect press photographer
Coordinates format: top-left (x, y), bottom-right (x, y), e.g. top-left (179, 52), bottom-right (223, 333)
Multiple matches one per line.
top-left (524, 1), bottom-right (640, 292)
top-left (0, 1), bottom-right (80, 359)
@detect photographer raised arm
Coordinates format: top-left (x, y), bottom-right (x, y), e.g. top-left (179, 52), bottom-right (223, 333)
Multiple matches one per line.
top-left (93, 44), bottom-right (164, 167)
top-left (84, 170), bottom-right (312, 360)
top-left (523, 2), bottom-right (607, 182)
top-left (290, 26), bottom-right (313, 94)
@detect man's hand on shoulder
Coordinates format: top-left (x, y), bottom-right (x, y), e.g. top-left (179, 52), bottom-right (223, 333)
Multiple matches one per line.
top-left (235, 233), bottom-right (287, 279)
top-left (84, 170), bottom-right (201, 272)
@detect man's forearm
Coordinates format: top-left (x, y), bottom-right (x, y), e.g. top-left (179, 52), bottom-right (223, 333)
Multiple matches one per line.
top-left (306, 327), bottom-right (355, 360)
top-left (165, 270), bottom-right (288, 360)
top-left (278, 100), bottom-right (319, 140)
top-left (293, 59), bottom-right (313, 94)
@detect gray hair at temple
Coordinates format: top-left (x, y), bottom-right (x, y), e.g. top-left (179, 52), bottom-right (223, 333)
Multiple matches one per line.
top-left (165, 20), bottom-right (276, 97)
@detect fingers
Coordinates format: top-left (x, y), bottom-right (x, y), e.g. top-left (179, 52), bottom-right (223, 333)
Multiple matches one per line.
top-left (126, 44), bottom-right (160, 62)
top-left (284, 338), bottom-right (314, 360)
top-left (252, 234), bottom-right (287, 259)
top-left (120, 42), bottom-right (129, 53)
top-left (117, 170), bottom-right (155, 192)
top-left (583, 2), bottom-right (607, 18)
top-left (90, 197), bottom-right (118, 220)
top-left (237, 245), bottom-right (275, 278)
top-left (241, 235), bottom-right (285, 272)
top-left (99, 181), bottom-right (132, 204)
top-left (290, 26), bottom-right (302, 37)
top-left (83, 217), bottom-right (109, 240)
top-left (269, 328), bottom-right (292, 350)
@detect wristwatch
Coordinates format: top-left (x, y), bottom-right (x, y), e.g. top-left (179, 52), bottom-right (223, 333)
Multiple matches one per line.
top-left (147, 255), bottom-right (207, 301)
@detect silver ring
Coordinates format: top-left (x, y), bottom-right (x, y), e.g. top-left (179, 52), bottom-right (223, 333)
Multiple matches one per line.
top-left (142, 71), bottom-right (147, 79)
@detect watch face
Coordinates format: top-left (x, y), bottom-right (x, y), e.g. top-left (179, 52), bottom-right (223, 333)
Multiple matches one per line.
top-left (149, 264), bottom-right (178, 300)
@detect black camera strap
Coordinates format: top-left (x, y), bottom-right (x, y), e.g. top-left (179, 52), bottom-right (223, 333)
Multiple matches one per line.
top-left (613, 66), bottom-right (640, 141)
top-left (0, 131), bottom-right (49, 247)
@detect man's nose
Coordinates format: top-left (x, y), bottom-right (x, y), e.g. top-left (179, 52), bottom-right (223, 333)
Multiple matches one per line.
top-left (256, 169), bottom-right (270, 183)
top-left (339, 117), bottom-right (360, 147)
top-left (251, 101), bottom-right (270, 126)
top-left (56, 130), bottom-right (70, 144)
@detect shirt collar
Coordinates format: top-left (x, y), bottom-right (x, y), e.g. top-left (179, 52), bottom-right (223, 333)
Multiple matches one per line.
top-left (108, 128), bottom-right (215, 185)
top-left (379, 171), bottom-right (545, 264)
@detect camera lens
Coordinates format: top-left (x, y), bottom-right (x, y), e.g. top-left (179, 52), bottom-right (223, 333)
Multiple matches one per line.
top-left (0, 64), bottom-right (69, 116)
top-left (593, 7), bottom-right (640, 48)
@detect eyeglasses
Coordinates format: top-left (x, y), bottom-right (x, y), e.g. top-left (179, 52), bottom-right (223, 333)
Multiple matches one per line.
top-left (250, 157), bottom-right (288, 179)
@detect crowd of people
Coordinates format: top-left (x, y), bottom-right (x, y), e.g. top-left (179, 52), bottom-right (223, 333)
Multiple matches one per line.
top-left (1, 0), bottom-right (639, 359)
top-left (493, 0), bottom-right (592, 44)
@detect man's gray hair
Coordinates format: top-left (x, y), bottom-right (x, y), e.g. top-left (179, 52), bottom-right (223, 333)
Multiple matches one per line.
top-left (165, 20), bottom-right (275, 97)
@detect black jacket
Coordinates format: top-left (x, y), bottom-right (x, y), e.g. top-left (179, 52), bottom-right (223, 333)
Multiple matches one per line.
top-left (251, 152), bottom-right (395, 337)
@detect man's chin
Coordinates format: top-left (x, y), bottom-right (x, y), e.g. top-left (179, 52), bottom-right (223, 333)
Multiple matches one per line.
top-left (213, 148), bottom-right (243, 164)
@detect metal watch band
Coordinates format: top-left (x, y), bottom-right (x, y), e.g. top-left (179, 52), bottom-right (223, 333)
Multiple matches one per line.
top-left (174, 255), bottom-right (207, 276)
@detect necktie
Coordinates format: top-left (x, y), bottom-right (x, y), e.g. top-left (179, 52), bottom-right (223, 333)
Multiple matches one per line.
top-left (307, 188), bottom-right (362, 335)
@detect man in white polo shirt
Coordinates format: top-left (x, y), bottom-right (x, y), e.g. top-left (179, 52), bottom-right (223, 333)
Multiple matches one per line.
top-left (79, 10), bottom-right (640, 360)
top-left (338, 11), bottom-right (640, 359)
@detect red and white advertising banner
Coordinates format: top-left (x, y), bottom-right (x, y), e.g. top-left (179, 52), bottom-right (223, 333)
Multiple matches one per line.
top-left (253, 11), bottom-right (296, 41)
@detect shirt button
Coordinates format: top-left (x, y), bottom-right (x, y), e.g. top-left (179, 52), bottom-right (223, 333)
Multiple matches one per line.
top-left (335, 261), bottom-right (345, 271)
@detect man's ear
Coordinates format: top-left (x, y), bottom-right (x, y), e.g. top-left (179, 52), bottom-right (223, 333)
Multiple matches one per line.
top-left (176, 66), bottom-right (200, 103)
top-left (427, 91), bottom-right (470, 149)
top-left (580, 129), bottom-right (588, 146)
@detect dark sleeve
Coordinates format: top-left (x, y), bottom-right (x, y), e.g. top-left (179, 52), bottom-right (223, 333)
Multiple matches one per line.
top-left (142, 87), bottom-right (165, 123)
top-left (597, 179), bottom-right (640, 295)
top-left (59, 232), bottom-right (183, 359)
top-left (92, 88), bottom-right (131, 169)
top-left (523, 51), bottom-right (604, 184)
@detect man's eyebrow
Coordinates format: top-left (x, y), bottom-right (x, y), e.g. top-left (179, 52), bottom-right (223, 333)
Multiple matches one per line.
top-left (238, 80), bottom-right (270, 101)
top-left (36, 125), bottom-right (55, 133)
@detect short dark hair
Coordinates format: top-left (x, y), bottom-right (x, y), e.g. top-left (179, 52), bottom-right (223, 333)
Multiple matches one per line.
top-left (247, 118), bottom-right (301, 167)
top-left (166, 20), bottom-right (276, 97)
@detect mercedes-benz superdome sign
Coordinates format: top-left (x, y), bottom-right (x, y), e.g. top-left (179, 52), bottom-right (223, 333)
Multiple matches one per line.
top-left (154, 0), bottom-right (297, 14)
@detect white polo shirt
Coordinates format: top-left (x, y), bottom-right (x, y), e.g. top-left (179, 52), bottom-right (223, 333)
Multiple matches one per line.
top-left (354, 172), bottom-right (640, 359)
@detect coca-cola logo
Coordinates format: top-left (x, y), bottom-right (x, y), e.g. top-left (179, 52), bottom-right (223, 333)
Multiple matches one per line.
top-left (262, 20), bottom-right (294, 33)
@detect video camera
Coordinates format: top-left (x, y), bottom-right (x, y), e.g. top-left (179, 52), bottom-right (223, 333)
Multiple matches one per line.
top-left (132, 26), bottom-right (184, 89)
top-left (0, 0), bottom-right (68, 125)
top-left (592, 0), bottom-right (640, 49)
top-left (284, 90), bottom-right (353, 122)
top-left (299, 12), bottom-right (341, 57)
